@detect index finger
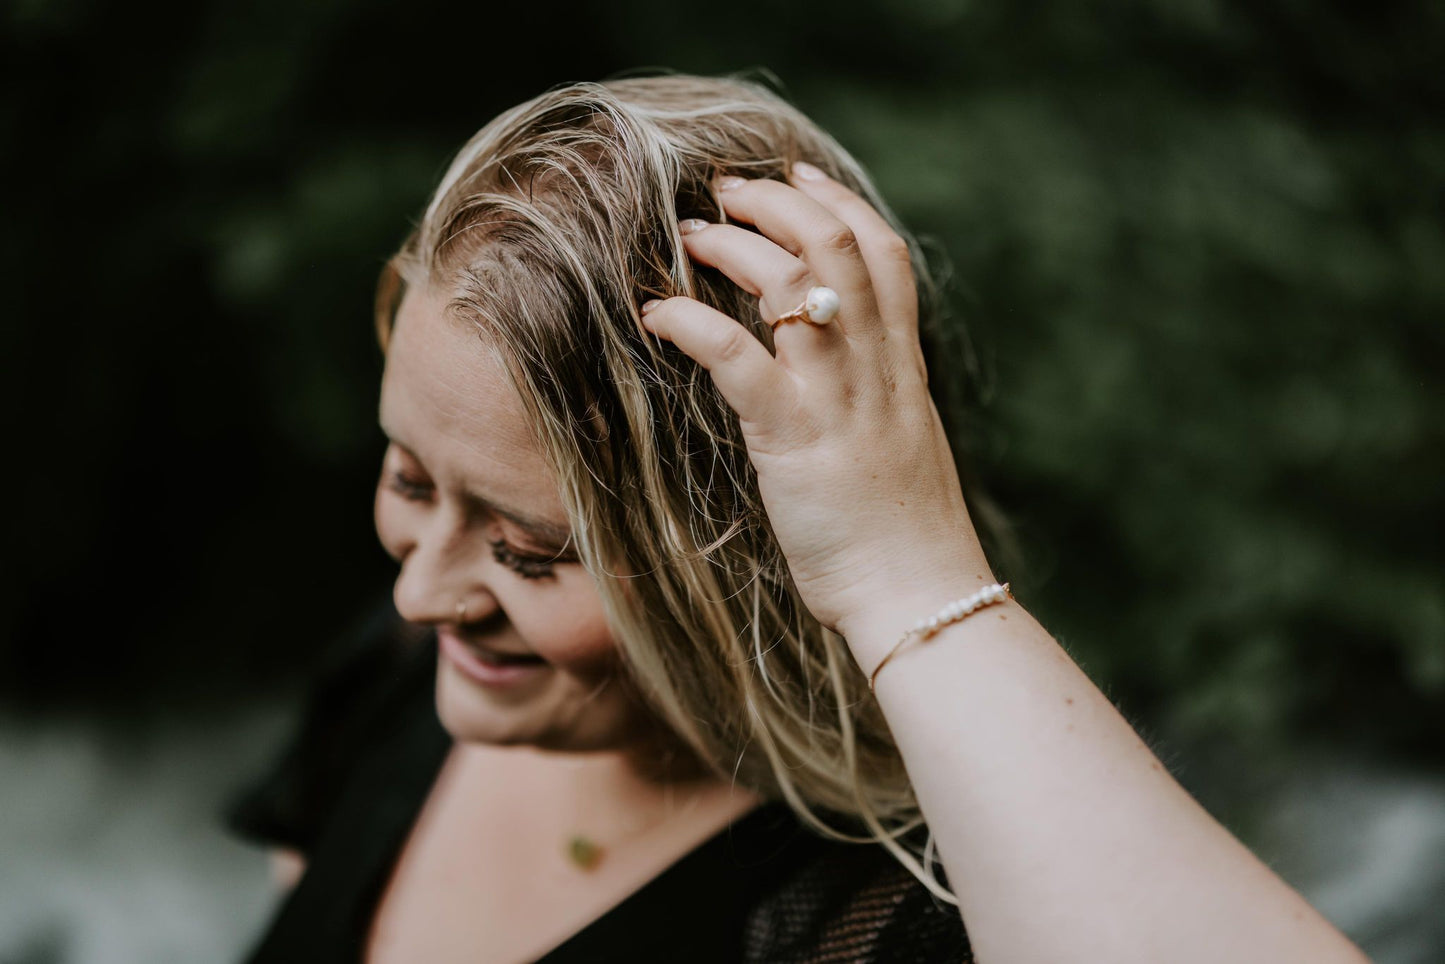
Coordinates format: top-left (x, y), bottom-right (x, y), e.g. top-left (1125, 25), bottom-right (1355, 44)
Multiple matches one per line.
top-left (638, 296), bottom-right (800, 429)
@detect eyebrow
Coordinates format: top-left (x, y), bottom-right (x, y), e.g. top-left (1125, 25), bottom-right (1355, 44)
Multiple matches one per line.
top-left (382, 432), bottom-right (574, 547)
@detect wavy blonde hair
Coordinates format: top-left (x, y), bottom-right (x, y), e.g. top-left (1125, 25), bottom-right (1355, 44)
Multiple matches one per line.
top-left (376, 73), bottom-right (1002, 903)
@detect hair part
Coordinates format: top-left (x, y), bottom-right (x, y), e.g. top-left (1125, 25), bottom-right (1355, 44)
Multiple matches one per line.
top-left (377, 72), bottom-right (1006, 904)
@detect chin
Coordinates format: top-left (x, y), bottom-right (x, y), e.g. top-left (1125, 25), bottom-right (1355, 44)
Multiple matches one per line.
top-left (433, 656), bottom-right (646, 753)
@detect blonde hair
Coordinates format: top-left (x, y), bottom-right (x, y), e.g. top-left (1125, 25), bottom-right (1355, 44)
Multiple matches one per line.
top-left (377, 73), bottom-right (999, 903)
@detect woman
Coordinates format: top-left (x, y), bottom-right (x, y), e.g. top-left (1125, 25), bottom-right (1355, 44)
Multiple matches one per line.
top-left (233, 74), bottom-right (1368, 962)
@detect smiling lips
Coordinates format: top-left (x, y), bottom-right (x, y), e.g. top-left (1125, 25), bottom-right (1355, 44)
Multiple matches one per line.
top-left (471, 644), bottom-right (546, 666)
top-left (438, 627), bottom-right (545, 665)
top-left (437, 628), bottom-right (550, 689)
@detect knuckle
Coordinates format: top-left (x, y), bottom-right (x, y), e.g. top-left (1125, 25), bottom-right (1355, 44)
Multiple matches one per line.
top-left (877, 233), bottom-right (913, 264)
top-left (779, 261), bottom-right (813, 293)
top-left (712, 325), bottom-right (754, 366)
top-left (816, 221), bottom-right (860, 256)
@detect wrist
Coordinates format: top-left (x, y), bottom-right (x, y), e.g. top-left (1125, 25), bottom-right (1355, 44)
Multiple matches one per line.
top-left (834, 567), bottom-right (999, 673)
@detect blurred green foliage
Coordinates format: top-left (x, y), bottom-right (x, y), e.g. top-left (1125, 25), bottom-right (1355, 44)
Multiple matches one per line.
top-left (2, 1), bottom-right (1440, 760)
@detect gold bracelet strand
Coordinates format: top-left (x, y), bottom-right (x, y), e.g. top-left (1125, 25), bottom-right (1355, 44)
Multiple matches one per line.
top-left (867, 583), bottom-right (1011, 694)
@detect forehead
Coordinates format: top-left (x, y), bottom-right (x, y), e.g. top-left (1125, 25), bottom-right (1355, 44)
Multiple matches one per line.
top-left (379, 285), bottom-right (557, 503)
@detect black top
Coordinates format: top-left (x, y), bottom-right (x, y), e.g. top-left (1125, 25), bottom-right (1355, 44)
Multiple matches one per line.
top-left (229, 602), bottom-right (972, 963)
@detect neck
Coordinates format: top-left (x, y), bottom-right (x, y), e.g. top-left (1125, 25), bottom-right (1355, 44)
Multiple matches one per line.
top-left (442, 704), bottom-right (766, 834)
top-left (515, 732), bottom-right (737, 808)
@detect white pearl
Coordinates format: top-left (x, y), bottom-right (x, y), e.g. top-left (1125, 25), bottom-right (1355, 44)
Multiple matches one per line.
top-left (804, 286), bottom-right (840, 324)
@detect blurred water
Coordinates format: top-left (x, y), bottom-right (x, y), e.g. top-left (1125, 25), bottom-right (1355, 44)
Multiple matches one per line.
top-left (0, 704), bottom-right (290, 964)
top-left (0, 704), bottom-right (1441, 963)
top-left (1259, 762), bottom-right (1445, 962)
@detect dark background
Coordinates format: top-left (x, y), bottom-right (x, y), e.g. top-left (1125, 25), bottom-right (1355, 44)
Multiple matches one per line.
top-left (2, 0), bottom-right (1442, 956)
top-left (7, 0), bottom-right (1441, 754)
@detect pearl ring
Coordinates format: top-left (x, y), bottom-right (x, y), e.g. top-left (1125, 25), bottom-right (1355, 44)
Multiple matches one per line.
top-left (771, 286), bottom-right (840, 327)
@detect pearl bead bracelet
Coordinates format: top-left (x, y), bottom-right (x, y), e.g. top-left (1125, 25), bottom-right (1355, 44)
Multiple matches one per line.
top-left (867, 582), bottom-right (1012, 693)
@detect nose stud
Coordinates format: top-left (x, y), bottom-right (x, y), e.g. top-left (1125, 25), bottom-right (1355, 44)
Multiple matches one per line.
top-left (456, 600), bottom-right (468, 624)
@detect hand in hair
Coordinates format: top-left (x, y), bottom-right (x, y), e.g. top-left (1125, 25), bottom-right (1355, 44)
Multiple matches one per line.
top-left (640, 162), bottom-right (1368, 964)
top-left (639, 162), bottom-right (994, 665)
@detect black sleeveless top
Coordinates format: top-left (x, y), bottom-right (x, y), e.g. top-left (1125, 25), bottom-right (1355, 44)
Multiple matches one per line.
top-left (228, 602), bottom-right (972, 963)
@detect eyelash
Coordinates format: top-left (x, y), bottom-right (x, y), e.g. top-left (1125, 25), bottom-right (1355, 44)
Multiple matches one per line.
top-left (386, 469), bottom-right (433, 502)
top-left (487, 539), bottom-right (558, 581)
top-left (386, 469), bottom-right (562, 581)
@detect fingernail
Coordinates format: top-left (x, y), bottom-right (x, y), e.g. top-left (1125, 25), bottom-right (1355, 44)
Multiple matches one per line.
top-left (793, 161), bottom-right (825, 181)
top-left (678, 218), bottom-right (709, 235)
top-left (640, 299), bottom-right (662, 315)
top-left (716, 176), bottom-right (746, 192)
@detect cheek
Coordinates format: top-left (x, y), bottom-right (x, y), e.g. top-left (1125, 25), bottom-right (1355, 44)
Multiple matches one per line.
top-left (516, 574), bottom-right (616, 667)
top-left (373, 490), bottom-right (407, 560)
top-left (373, 488), bottom-right (388, 540)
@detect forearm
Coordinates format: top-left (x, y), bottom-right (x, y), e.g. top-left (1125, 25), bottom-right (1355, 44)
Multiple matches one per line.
top-left (840, 573), bottom-right (1368, 964)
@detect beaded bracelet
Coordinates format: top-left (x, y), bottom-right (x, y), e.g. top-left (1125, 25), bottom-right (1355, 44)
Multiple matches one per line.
top-left (867, 582), bottom-right (1012, 694)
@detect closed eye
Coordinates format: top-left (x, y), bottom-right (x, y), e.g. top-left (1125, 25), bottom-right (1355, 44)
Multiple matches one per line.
top-left (489, 538), bottom-right (562, 580)
top-left (386, 468), bottom-right (434, 502)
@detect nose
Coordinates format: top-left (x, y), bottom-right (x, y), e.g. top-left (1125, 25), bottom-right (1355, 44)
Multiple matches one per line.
top-left (391, 526), bottom-right (501, 627)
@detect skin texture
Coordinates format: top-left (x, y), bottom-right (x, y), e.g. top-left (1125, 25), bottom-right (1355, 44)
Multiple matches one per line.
top-left (375, 286), bottom-right (655, 753)
top-left (637, 162), bottom-right (1371, 963)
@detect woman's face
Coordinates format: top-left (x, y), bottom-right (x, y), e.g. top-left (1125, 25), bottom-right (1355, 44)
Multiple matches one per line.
top-left (374, 285), bottom-right (649, 753)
